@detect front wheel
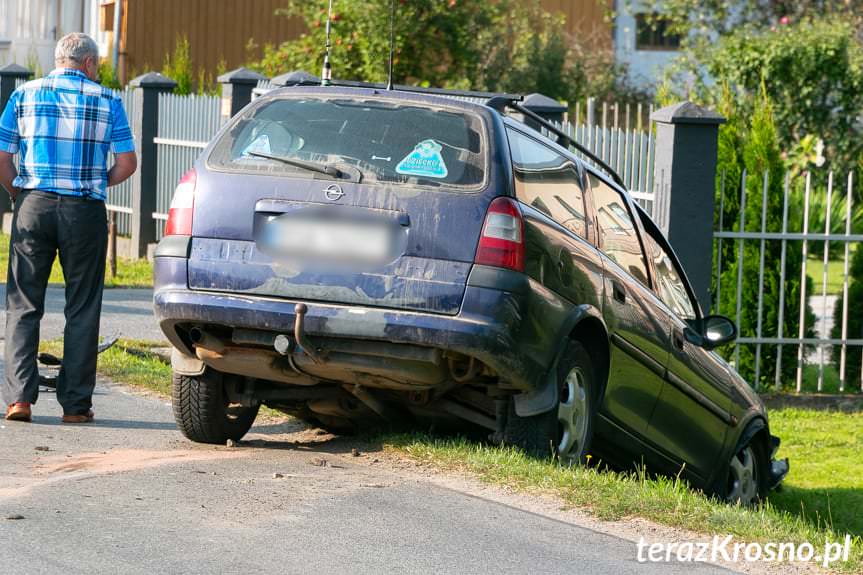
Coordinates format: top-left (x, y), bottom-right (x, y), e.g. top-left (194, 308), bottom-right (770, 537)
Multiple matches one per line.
top-left (505, 341), bottom-right (596, 465)
top-left (724, 440), bottom-right (767, 506)
top-left (172, 368), bottom-right (259, 444)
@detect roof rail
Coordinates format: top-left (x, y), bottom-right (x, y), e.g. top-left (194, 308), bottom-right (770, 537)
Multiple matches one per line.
top-left (272, 78), bottom-right (523, 102)
top-left (487, 96), bottom-right (626, 188)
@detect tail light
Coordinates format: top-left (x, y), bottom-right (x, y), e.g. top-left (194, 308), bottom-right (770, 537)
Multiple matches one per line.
top-left (474, 197), bottom-right (525, 272)
top-left (164, 169), bottom-right (196, 236)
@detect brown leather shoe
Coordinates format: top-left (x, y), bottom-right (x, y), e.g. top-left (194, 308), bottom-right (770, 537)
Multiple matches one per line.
top-left (62, 410), bottom-right (94, 424)
top-left (5, 403), bottom-right (32, 422)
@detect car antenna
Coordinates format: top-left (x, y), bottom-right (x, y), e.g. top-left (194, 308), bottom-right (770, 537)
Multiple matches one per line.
top-left (386, 0), bottom-right (396, 90)
top-left (321, 0), bottom-right (334, 86)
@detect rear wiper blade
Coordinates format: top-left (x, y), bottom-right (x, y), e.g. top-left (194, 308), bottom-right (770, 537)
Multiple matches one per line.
top-left (247, 151), bottom-right (346, 180)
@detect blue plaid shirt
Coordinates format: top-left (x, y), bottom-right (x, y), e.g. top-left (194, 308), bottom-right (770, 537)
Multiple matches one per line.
top-left (0, 68), bottom-right (135, 201)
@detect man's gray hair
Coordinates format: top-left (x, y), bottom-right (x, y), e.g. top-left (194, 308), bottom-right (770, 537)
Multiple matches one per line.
top-left (55, 33), bottom-right (99, 66)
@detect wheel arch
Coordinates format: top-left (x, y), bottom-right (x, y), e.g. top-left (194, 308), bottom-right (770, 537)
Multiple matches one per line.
top-left (567, 314), bottom-right (611, 407)
top-left (513, 304), bottom-right (610, 417)
top-left (709, 414), bottom-right (771, 499)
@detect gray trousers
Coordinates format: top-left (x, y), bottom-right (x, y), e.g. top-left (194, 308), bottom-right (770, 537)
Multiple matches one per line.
top-left (3, 190), bottom-right (107, 415)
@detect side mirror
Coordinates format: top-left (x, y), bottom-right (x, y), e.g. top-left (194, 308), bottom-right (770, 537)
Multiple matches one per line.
top-left (686, 315), bottom-right (737, 350)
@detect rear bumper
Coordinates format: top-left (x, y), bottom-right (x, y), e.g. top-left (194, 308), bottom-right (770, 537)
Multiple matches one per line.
top-left (153, 263), bottom-right (548, 391)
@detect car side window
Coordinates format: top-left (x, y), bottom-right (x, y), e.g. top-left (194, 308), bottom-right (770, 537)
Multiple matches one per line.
top-left (588, 173), bottom-right (650, 288)
top-left (642, 230), bottom-right (697, 320)
top-left (507, 128), bottom-right (588, 239)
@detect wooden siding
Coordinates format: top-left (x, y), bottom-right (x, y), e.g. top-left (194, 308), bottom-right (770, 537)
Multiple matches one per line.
top-left (119, 0), bottom-right (304, 83)
top-left (117, 0), bottom-right (612, 83)
top-left (540, 0), bottom-right (613, 47)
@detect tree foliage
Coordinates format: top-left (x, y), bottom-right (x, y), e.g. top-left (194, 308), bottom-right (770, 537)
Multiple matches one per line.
top-left (648, 9), bottom-right (863, 173)
top-left (640, 0), bottom-right (863, 41)
top-left (252, 0), bottom-right (640, 104)
top-left (700, 19), bottom-right (863, 174)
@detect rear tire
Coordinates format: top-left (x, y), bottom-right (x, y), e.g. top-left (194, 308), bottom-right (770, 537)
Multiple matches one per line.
top-left (172, 368), bottom-right (259, 444)
top-left (505, 341), bottom-right (596, 464)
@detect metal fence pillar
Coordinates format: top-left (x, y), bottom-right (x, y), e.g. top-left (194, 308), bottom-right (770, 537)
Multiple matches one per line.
top-left (270, 70), bottom-right (320, 87)
top-left (650, 102), bottom-right (725, 313)
top-left (129, 72), bottom-right (177, 259)
top-left (521, 93), bottom-right (568, 146)
top-left (522, 93), bottom-right (567, 124)
top-left (0, 64), bottom-right (32, 219)
top-left (0, 64), bottom-right (32, 111)
top-left (218, 67), bottom-right (267, 121)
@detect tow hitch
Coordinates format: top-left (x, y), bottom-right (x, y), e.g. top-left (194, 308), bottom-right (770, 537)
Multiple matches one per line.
top-left (272, 303), bottom-right (328, 376)
top-left (291, 303), bottom-right (327, 364)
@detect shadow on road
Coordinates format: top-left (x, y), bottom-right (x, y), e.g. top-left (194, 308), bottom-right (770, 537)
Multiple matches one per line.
top-left (26, 417), bottom-right (178, 431)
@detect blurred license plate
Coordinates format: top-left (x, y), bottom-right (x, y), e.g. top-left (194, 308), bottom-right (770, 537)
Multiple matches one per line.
top-left (260, 213), bottom-right (393, 264)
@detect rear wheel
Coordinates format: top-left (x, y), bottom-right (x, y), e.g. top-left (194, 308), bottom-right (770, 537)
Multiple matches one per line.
top-left (505, 342), bottom-right (596, 464)
top-left (172, 368), bottom-right (259, 444)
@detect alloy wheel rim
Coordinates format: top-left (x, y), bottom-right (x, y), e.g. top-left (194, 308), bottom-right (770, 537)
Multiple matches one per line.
top-left (727, 446), bottom-right (757, 504)
top-left (557, 367), bottom-right (588, 464)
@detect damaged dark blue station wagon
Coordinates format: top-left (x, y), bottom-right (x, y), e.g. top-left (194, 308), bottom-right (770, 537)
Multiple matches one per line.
top-left (153, 85), bottom-right (788, 505)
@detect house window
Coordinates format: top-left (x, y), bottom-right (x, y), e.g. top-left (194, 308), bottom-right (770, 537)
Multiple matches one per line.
top-left (635, 13), bottom-right (681, 51)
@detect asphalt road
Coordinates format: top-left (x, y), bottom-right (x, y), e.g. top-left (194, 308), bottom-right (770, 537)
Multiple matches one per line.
top-left (0, 288), bottom-right (738, 574)
top-left (0, 286), bottom-right (164, 343)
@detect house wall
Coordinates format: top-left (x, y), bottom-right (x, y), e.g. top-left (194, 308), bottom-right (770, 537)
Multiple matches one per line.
top-left (614, 0), bottom-right (679, 89)
top-left (0, 0), bottom-right (104, 74)
top-left (540, 0), bottom-right (613, 48)
top-left (119, 0), bottom-right (304, 83)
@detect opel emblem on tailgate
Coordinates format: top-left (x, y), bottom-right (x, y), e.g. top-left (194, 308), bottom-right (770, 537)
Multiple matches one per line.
top-left (324, 183), bottom-right (345, 201)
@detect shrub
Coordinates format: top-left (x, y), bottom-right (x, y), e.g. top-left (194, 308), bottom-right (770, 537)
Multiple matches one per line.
top-left (162, 36), bottom-right (225, 96)
top-left (98, 59), bottom-right (122, 90)
top-left (162, 36), bottom-right (193, 95)
top-left (682, 18), bottom-right (863, 174)
top-left (831, 247), bottom-right (863, 387)
top-left (713, 88), bottom-right (815, 388)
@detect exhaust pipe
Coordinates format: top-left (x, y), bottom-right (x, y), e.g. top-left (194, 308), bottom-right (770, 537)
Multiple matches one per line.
top-left (189, 326), bottom-right (225, 354)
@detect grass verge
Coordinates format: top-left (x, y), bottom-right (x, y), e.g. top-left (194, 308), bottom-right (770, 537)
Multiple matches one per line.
top-left (381, 427), bottom-right (862, 572)
top-left (51, 338), bottom-right (863, 571)
top-left (40, 339), bottom-right (173, 395)
top-left (0, 232), bottom-right (153, 288)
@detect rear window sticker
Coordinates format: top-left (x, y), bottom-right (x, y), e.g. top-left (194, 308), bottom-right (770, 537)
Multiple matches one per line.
top-left (396, 139), bottom-right (448, 179)
top-left (243, 134), bottom-right (272, 157)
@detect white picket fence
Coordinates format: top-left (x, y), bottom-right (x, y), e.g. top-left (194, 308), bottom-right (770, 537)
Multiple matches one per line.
top-left (104, 88), bottom-right (136, 236)
top-left (152, 92), bottom-right (224, 240)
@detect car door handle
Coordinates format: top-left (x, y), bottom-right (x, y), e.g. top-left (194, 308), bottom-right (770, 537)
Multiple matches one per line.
top-left (672, 329), bottom-right (685, 351)
top-left (611, 280), bottom-right (626, 304)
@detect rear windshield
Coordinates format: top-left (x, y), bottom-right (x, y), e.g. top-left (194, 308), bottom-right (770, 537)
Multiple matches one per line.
top-left (208, 97), bottom-right (486, 190)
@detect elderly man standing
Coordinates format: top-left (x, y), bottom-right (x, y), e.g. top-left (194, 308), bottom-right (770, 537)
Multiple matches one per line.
top-left (0, 33), bottom-right (137, 423)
